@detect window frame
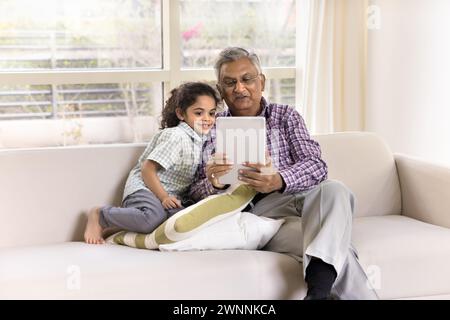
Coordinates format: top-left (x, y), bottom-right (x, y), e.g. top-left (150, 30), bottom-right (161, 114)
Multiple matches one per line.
top-left (0, 0), bottom-right (302, 147)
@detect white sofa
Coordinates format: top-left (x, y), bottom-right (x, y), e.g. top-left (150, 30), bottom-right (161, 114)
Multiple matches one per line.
top-left (1, 132), bottom-right (450, 299)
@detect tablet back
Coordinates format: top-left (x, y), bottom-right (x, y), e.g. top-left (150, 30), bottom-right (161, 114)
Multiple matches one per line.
top-left (215, 117), bottom-right (266, 185)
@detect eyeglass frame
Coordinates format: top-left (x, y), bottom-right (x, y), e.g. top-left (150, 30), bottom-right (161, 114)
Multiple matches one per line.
top-left (219, 73), bottom-right (263, 91)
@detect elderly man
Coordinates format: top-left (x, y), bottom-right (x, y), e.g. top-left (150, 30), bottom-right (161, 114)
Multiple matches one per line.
top-left (188, 47), bottom-right (377, 300)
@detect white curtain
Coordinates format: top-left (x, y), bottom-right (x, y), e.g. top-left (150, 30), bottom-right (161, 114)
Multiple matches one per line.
top-left (297, 0), bottom-right (368, 133)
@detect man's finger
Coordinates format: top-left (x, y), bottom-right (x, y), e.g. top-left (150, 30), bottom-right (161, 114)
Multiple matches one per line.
top-left (214, 167), bottom-right (233, 176)
top-left (214, 164), bottom-right (234, 171)
top-left (238, 174), bottom-right (263, 186)
top-left (242, 162), bottom-right (264, 171)
top-left (265, 150), bottom-right (272, 165)
top-left (239, 169), bottom-right (264, 181)
top-left (212, 153), bottom-right (233, 165)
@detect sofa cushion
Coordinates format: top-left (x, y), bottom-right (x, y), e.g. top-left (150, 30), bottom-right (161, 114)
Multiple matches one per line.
top-left (352, 215), bottom-right (450, 299)
top-left (0, 242), bottom-right (305, 299)
top-left (107, 184), bottom-right (258, 249)
top-left (108, 212), bottom-right (283, 252)
top-left (315, 132), bottom-right (401, 217)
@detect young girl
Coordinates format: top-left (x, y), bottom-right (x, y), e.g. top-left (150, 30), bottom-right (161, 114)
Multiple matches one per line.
top-left (84, 82), bottom-right (220, 244)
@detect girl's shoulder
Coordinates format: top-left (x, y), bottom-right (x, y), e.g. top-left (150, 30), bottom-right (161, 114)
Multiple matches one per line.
top-left (146, 126), bottom-right (190, 149)
top-left (153, 126), bottom-right (182, 140)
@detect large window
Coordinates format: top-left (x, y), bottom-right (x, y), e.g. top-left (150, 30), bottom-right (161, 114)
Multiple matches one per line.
top-left (0, 0), bottom-right (162, 70)
top-left (0, 0), bottom-right (296, 149)
top-left (180, 0), bottom-right (295, 68)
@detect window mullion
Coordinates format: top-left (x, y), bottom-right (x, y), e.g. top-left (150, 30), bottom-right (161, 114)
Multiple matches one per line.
top-left (163, 0), bottom-right (182, 104)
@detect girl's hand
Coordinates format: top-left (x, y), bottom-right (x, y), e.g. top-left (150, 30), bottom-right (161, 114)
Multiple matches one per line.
top-left (162, 196), bottom-right (182, 209)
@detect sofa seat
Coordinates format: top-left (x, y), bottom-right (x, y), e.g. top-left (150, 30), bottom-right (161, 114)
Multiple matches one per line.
top-left (0, 242), bottom-right (305, 300)
top-left (353, 215), bottom-right (450, 299)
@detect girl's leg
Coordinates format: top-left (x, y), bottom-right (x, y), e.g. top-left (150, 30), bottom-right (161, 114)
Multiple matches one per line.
top-left (99, 189), bottom-right (180, 234)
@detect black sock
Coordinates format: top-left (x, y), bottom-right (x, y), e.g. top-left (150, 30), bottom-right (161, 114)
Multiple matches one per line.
top-left (305, 258), bottom-right (337, 299)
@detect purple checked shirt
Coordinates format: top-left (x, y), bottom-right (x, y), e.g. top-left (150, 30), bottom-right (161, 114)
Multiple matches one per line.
top-left (188, 97), bottom-right (328, 201)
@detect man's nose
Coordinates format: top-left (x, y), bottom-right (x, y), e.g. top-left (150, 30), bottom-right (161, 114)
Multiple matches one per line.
top-left (233, 80), bottom-right (246, 93)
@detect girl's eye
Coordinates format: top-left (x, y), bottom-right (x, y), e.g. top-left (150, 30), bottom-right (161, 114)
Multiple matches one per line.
top-left (194, 112), bottom-right (202, 116)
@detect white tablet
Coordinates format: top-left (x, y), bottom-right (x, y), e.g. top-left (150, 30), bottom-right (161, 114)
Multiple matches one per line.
top-left (215, 117), bottom-right (266, 185)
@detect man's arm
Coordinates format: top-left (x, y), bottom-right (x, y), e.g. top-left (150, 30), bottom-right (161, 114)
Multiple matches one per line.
top-left (277, 108), bottom-right (328, 194)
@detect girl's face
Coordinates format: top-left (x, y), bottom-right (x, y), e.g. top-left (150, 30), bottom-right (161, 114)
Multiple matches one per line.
top-left (176, 95), bottom-right (217, 135)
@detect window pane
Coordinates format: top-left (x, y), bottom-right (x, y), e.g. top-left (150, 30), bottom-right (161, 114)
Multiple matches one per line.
top-left (180, 0), bottom-right (295, 68)
top-left (266, 78), bottom-right (295, 106)
top-left (0, 83), bottom-right (161, 120)
top-left (0, 0), bottom-right (162, 70)
top-left (0, 83), bottom-right (162, 149)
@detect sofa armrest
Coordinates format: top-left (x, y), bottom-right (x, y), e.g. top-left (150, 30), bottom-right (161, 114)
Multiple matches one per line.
top-left (395, 154), bottom-right (450, 228)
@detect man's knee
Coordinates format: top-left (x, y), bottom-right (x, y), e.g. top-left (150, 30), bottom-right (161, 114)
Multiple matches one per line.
top-left (320, 180), bottom-right (355, 216)
top-left (321, 180), bottom-right (353, 199)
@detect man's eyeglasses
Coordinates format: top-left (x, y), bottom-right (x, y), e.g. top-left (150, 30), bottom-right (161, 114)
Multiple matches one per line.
top-left (220, 74), bottom-right (260, 90)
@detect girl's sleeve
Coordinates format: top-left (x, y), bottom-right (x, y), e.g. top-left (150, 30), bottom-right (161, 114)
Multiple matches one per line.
top-left (146, 130), bottom-right (183, 170)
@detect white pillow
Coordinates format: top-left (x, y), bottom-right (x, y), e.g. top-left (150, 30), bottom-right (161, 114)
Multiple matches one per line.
top-left (158, 212), bottom-right (284, 252)
top-left (106, 184), bottom-right (258, 250)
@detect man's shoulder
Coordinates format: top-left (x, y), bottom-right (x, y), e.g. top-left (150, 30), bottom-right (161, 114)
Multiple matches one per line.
top-left (267, 101), bottom-right (297, 114)
top-left (266, 102), bottom-right (301, 122)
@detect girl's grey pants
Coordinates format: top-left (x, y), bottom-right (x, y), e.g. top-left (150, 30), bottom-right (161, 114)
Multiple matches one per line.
top-left (99, 189), bottom-right (185, 234)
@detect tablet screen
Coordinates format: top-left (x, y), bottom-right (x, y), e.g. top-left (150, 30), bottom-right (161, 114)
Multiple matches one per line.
top-left (215, 117), bottom-right (266, 185)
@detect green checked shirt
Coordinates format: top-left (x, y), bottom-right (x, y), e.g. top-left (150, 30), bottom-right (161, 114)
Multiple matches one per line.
top-left (123, 122), bottom-right (207, 201)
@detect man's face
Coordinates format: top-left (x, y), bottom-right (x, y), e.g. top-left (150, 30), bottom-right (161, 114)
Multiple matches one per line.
top-left (217, 58), bottom-right (265, 116)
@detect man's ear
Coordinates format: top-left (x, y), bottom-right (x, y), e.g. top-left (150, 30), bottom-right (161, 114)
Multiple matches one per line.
top-left (216, 83), bottom-right (225, 100)
top-left (175, 108), bottom-right (184, 121)
top-left (260, 73), bottom-right (266, 92)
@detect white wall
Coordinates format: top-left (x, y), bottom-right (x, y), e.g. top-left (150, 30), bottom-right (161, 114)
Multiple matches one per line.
top-left (366, 0), bottom-right (450, 166)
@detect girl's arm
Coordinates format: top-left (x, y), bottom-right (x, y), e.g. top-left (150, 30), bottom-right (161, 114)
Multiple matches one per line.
top-left (141, 160), bottom-right (181, 209)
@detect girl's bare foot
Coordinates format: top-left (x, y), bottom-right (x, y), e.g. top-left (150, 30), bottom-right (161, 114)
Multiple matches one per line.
top-left (84, 207), bottom-right (105, 244)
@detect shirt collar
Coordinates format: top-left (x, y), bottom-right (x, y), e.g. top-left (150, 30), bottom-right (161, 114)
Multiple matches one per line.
top-left (223, 97), bottom-right (268, 118)
top-left (177, 121), bottom-right (208, 144)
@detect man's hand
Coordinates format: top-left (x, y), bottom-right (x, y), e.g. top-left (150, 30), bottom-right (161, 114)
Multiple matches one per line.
top-left (206, 153), bottom-right (233, 189)
top-left (238, 156), bottom-right (284, 194)
top-left (161, 196), bottom-right (182, 209)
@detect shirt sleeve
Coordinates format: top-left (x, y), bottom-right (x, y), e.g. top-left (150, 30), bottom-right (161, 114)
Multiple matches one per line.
top-left (146, 130), bottom-right (183, 170)
top-left (278, 109), bottom-right (328, 194)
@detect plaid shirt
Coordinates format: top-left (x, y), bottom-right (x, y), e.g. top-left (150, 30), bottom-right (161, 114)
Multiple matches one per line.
top-left (188, 97), bottom-right (328, 201)
top-left (123, 122), bottom-right (205, 201)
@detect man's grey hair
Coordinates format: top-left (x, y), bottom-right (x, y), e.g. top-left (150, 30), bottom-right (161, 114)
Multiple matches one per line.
top-left (214, 47), bottom-right (262, 81)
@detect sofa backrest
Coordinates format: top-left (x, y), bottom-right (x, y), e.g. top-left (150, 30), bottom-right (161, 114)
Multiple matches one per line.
top-left (1, 144), bottom-right (146, 248)
top-left (0, 132), bottom-right (401, 248)
top-left (315, 132), bottom-right (401, 218)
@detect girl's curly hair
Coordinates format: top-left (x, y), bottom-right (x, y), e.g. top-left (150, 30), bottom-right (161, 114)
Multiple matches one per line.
top-left (160, 82), bottom-right (221, 129)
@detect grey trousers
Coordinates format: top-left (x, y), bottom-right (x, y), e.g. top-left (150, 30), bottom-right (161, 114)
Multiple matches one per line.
top-left (251, 179), bottom-right (379, 300)
top-left (99, 189), bottom-right (185, 234)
